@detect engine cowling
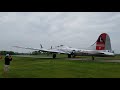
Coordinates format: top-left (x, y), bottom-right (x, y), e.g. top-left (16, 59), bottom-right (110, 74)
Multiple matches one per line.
top-left (71, 50), bottom-right (76, 58)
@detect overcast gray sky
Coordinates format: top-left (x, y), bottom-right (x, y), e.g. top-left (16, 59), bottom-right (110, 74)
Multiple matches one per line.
top-left (0, 12), bottom-right (120, 53)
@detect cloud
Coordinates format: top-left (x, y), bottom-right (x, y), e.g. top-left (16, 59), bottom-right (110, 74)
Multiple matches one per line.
top-left (0, 12), bottom-right (120, 53)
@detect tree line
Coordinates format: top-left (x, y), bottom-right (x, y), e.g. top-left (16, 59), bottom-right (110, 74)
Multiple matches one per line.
top-left (0, 51), bottom-right (44, 55)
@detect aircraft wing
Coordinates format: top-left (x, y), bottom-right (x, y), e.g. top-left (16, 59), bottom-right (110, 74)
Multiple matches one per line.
top-left (13, 46), bottom-right (69, 54)
top-left (40, 49), bottom-right (69, 54)
top-left (13, 46), bottom-right (40, 50)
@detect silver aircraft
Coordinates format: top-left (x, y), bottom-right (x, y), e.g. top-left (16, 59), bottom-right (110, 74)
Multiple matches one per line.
top-left (13, 33), bottom-right (115, 60)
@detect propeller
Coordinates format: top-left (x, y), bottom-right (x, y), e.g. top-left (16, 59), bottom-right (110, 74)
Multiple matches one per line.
top-left (51, 46), bottom-right (52, 49)
top-left (71, 50), bottom-right (76, 58)
top-left (40, 44), bottom-right (43, 49)
top-left (71, 50), bottom-right (75, 55)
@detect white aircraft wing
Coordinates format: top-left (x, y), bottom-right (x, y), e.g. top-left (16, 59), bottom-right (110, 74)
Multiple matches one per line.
top-left (41, 49), bottom-right (69, 54)
top-left (13, 46), bottom-right (69, 54)
top-left (13, 46), bottom-right (40, 50)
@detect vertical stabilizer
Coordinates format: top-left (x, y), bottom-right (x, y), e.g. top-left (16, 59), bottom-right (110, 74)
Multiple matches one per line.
top-left (89, 33), bottom-right (112, 50)
top-left (96, 33), bottom-right (106, 50)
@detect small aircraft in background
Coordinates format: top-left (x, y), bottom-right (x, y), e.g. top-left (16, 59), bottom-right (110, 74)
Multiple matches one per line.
top-left (13, 33), bottom-right (115, 60)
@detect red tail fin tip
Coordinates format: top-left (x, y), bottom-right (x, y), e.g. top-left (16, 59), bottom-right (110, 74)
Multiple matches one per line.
top-left (96, 33), bottom-right (107, 50)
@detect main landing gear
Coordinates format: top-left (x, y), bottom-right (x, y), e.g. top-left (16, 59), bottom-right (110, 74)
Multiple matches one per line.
top-left (53, 54), bottom-right (56, 58)
top-left (68, 54), bottom-right (76, 58)
top-left (52, 53), bottom-right (75, 59)
top-left (68, 54), bottom-right (71, 58)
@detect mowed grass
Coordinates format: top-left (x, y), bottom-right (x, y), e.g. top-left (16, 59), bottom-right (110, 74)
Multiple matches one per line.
top-left (0, 55), bottom-right (120, 78)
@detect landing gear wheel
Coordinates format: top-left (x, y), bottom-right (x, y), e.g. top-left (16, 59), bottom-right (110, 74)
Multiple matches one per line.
top-left (68, 54), bottom-right (71, 58)
top-left (53, 54), bottom-right (56, 58)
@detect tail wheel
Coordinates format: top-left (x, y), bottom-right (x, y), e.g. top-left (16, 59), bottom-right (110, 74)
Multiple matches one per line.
top-left (92, 56), bottom-right (94, 60)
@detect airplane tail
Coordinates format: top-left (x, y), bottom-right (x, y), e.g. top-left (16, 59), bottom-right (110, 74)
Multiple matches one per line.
top-left (89, 33), bottom-right (112, 50)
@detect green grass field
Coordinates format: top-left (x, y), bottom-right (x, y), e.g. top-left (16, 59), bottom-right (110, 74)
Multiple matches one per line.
top-left (1, 55), bottom-right (120, 78)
